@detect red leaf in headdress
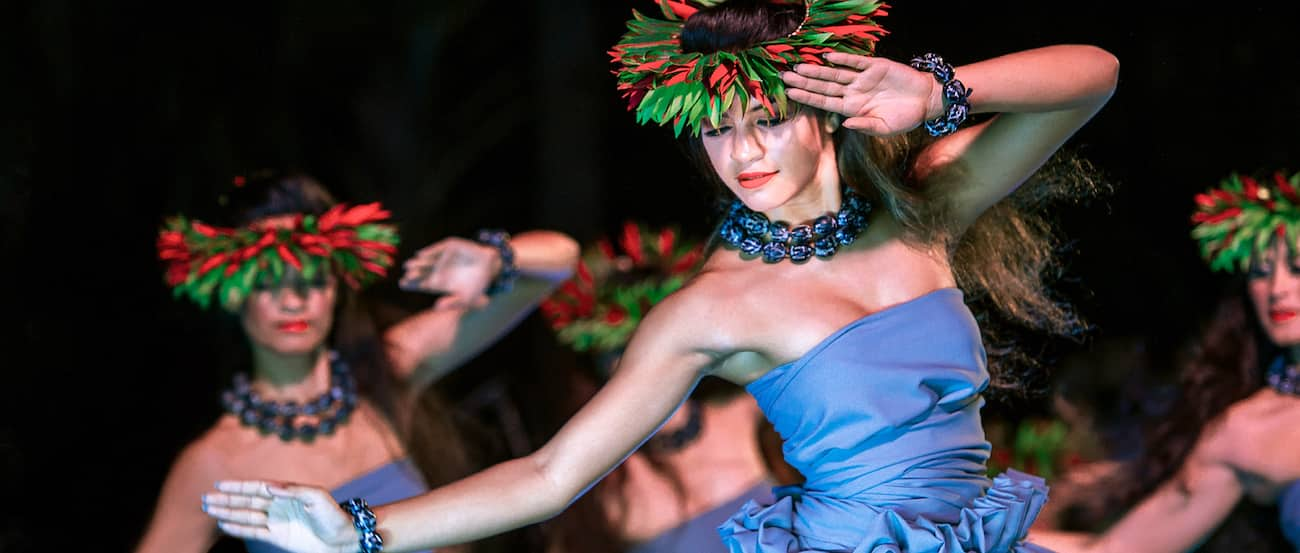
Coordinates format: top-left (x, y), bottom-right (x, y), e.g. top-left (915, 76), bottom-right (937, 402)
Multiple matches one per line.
top-left (165, 264), bottom-right (190, 286)
top-left (1243, 176), bottom-right (1261, 201)
top-left (192, 222), bottom-right (220, 237)
top-left (576, 261), bottom-right (594, 287)
top-left (604, 307), bottom-right (629, 325)
top-left (661, 0), bottom-right (697, 20)
top-left (670, 248), bottom-right (703, 274)
top-left (276, 244), bottom-right (303, 271)
top-left (338, 203), bottom-right (389, 227)
top-left (1194, 193), bottom-right (1216, 208)
top-left (621, 222), bottom-right (645, 265)
top-left (318, 204), bottom-right (346, 231)
top-left (1203, 207), bottom-right (1243, 224)
top-left (356, 240), bottom-right (398, 255)
top-left (708, 63), bottom-right (733, 89)
top-left (1276, 172), bottom-right (1300, 203)
top-left (360, 261), bottom-right (387, 277)
top-left (198, 253), bottom-right (228, 275)
top-left (658, 228), bottom-right (676, 256)
top-left (598, 239), bottom-right (617, 260)
top-left (256, 231), bottom-right (277, 249)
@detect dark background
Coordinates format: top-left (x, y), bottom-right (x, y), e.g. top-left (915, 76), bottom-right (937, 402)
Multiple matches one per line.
top-left (5, 2), bottom-right (1300, 551)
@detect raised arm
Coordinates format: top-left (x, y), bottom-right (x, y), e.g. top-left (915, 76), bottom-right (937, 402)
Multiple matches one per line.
top-left (782, 44), bottom-right (1119, 228)
top-left (916, 45), bottom-right (1119, 226)
top-left (203, 286), bottom-right (721, 552)
top-left (384, 230), bottom-right (579, 390)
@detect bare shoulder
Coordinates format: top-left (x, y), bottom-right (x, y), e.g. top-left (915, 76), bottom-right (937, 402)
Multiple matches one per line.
top-left (648, 265), bottom-right (746, 344)
top-left (168, 418), bottom-right (243, 482)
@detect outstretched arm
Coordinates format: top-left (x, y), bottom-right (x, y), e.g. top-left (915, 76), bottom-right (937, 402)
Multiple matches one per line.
top-left (384, 230), bottom-right (579, 390)
top-left (783, 44), bottom-right (1119, 228)
top-left (204, 287), bottom-right (719, 552)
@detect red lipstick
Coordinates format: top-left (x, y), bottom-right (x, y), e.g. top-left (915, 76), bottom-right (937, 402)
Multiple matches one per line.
top-left (738, 171), bottom-right (778, 189)
top-left (277, 320), bottom-right (309, 333)
top-left (1271, 310), bottom-right (1297, 324)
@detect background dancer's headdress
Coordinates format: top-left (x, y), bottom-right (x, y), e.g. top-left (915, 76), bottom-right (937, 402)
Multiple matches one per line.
top-left (157, 179), bottom-right (399, 311)
top-left (610, 0), bottom-right (888, 136)
top-left (1192, 170), bottom-right (1300, 272)
top-left (541, 222), bottom-right (705, 358)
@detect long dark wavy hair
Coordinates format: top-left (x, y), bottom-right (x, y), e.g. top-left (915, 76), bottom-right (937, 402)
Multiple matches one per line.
top-left (1072, 289), bottom-right (1291, 551)
top-left (675, 0), bottom-right (1105, 401)
top-left (219, 169), bottom-right (473, 495)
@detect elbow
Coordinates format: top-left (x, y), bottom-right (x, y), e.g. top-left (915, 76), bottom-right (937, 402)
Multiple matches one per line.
top-left (556, 233), bottom-right (581, 275)
top-left (1084, 45), bottom-right (1120, 96)
top-left (523, 452), bottom-right (585, 522)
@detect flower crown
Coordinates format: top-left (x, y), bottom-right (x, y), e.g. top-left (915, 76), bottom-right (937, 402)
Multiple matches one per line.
top-left (610, 0), bottom-right (888, 136)
top-left (540, 222), bottom-right (705, 355)
top-left (1192, 170), bottom-right (1300, 273)
top-left (157, 203), bottom-right (400, 311)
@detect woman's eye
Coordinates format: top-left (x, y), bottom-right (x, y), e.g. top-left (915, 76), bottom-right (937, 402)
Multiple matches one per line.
top-left (756, 118), bottom-right (785, 128)
top-left (1249, 254), bottom-right (1275, 278)
top-left (702, 126), bottom-right (731, 137)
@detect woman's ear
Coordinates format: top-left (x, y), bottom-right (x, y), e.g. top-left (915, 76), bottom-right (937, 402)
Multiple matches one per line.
top-left (824, 113), bottom-right (843, 133)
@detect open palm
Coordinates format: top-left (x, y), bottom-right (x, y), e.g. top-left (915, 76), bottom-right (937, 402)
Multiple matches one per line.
top-left (781, 52), bottom-right (937, 136)
top-left (203, 480), bottom-right (357, 553)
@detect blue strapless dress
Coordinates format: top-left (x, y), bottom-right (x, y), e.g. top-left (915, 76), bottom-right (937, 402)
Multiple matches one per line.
top-left (244, 459), bottom-right (432, 553)
top-left (718, 288), bottom-right (1051, 553)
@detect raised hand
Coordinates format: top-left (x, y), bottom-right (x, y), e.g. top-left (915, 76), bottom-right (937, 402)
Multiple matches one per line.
top-left (202, 480), bottom-right (356, 553)
top-left (781, 52), bottom-right (939, 137)
top-left (399, 237), bottom-right (502, 310)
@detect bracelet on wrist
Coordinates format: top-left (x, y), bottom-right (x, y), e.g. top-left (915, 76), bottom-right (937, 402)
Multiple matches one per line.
top-left (340, 498), bottom-right (384, 553)
top-left (475, 229), bottom-right (519, 295)
top-left (908, 52), bottom-right (972, 137)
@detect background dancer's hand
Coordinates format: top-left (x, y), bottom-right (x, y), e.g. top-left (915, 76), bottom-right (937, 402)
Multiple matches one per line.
top-left (202, 480), bottom-right (356, 553)
top-left (781, 52), bottom-right (939, 137)
top-left (399, 237), bottom-right (502, 310)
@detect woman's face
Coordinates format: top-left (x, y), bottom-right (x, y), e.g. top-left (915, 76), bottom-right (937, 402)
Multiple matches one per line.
top-left (241, 270), bottom-right (336, 356)
top-left (699, 100), bottom-right (836, 213)
top-left (1247, 239), bottom-right (1300, 347)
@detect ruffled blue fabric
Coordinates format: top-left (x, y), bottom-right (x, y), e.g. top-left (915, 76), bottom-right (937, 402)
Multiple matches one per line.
top-left (719, 470), bottom-right (1050, 552)
top-left (720, 289), bottom-right (1053, 552)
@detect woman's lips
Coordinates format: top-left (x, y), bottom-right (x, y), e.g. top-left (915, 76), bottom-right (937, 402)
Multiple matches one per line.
top-left (277, 320), bottom-right (309, 333)
top-left (1271, 310), bottom-right (1297, 324)
top-left (737, 171), bottom-right (778, 189)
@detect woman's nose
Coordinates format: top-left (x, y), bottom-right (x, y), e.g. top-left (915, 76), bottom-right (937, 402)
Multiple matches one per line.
top-left (729, 127), bottom-right (763, 165)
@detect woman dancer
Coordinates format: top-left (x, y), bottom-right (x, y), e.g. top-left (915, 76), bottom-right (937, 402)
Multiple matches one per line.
top-left (136, 170), bottom-right (578, 553)
top-left (201, 1), bottom-right (1118, 551)
top-left (1032, 170), bottom-right (1300, 553)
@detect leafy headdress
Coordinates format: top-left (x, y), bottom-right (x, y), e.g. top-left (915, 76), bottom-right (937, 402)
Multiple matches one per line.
top-left (1192, 170), bottom-right (1300, 272)
top-left (610, 0), bottom-right (889, 136)
top-left (540, 222), bottom-right (705, 362)
top-left (157, 185), bottom-right (400, 311)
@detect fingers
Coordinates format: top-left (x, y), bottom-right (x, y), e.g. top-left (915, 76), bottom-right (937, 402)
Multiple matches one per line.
top-left (202, 492), bottom-right (273, 510)
top-left (203, 504), bottom-right (269, 527)
top-left (781, 71), bottom-right (845, 97)
top-left (785, 88), bottom-right (844, 113)
top-left (214, 480), bottom-right (278, 497)
top-left (215, 520), bottom-right (273, 542)
top-left (841, 116), bottom-right (895, 136)
top-left (823, 52), bottom-right (873, 70)
top-left (792, 63), bottom-right (858, 85)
